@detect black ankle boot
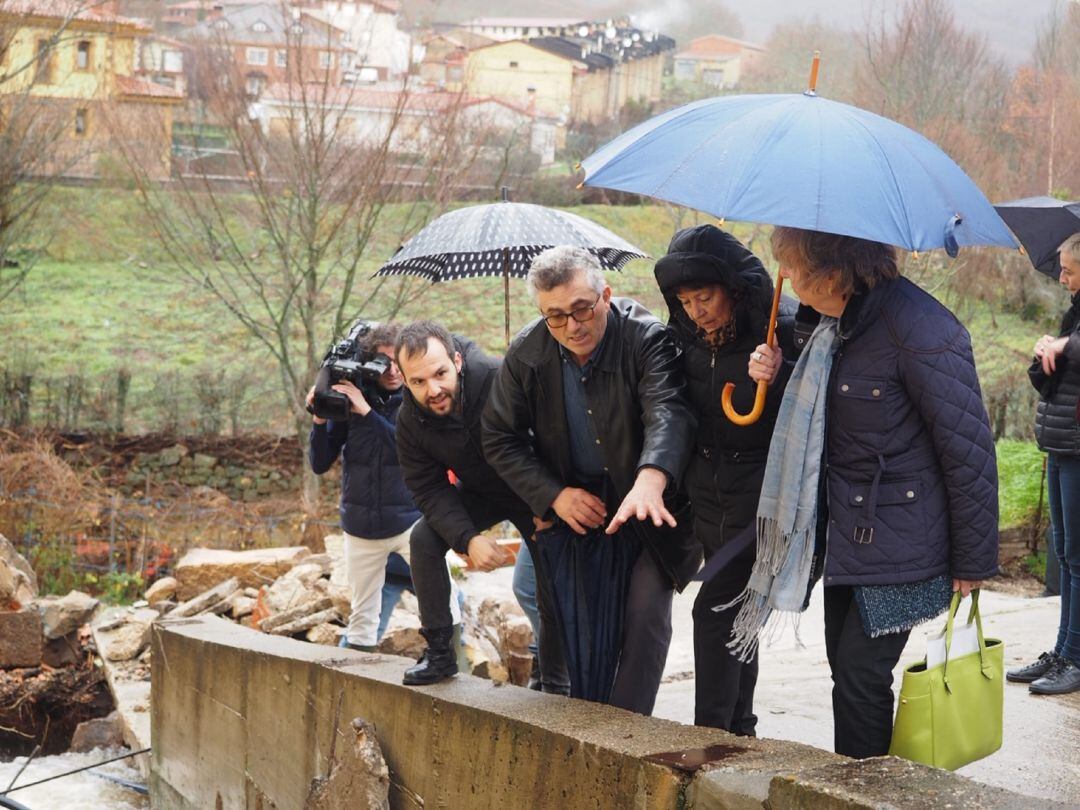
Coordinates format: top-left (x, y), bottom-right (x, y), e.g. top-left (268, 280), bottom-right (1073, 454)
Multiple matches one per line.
top-left (402, 625), bottom-right (458, 686)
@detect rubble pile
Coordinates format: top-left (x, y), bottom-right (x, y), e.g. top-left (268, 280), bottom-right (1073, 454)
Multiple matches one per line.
top-left (0, 535), bottom-right (114, 756)
top-left (106, 537), bottom-right (537, 686)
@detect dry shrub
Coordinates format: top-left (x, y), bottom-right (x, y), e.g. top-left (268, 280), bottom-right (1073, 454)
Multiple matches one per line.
top-left (0, 430), bottom-right (104, 527)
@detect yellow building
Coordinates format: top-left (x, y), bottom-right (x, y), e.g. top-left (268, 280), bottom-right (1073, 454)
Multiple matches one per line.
top-left (0, 0), bottom-right (183, 180)
top-left (462, 32), bottom-right (669, 126)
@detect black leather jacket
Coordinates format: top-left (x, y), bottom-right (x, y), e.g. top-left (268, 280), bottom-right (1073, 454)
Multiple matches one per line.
top-left (396, 337), bottom-right (530, 553)
top-left (482, 297), bottom-right (702, 590)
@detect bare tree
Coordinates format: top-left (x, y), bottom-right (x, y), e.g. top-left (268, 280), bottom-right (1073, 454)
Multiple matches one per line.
top-left (0, 0), bottom-right (98, 302)
top-left (113, 5), bottom-right (495, 509)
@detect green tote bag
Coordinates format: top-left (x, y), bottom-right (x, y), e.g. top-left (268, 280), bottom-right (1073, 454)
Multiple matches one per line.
top-left (888, 589), bottom-right (1004, 770)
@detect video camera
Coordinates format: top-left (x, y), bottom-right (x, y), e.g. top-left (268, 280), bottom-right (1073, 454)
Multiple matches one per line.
top-left (307, 319), bottom-right (391, 422)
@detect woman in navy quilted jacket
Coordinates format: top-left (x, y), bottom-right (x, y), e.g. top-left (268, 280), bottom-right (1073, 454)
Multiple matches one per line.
top-left (1008, 232), bottom-right (1080, 695)
top-left (743, 227), bottom-right (999, 758)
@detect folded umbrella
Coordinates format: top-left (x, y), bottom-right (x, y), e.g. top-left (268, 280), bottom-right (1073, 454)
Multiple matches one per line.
top-left (535, 522), bottom-right (640, 703)
top-left (993, 196), bottom-right (1080, 279)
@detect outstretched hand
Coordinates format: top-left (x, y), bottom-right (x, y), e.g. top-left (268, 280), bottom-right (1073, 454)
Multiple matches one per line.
top-left (606, 467), bottom-right (674, 535)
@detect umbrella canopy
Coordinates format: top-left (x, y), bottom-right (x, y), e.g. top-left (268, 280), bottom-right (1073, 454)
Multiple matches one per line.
top-left (580, 93), bottom-right (1017, 257)
top-left (536, 522), bottom-right (639, 704)
top-left (376, 202), bottom-right (647, 281)
top-left (994, 196), bottom-right (1080, 279)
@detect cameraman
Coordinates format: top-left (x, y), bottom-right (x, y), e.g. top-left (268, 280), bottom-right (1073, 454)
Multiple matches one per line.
top-left (308, 322), bottom-right (459, 651)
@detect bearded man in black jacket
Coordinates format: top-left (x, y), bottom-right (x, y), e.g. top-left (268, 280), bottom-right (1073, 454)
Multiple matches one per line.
top-left (394, 320), bottom-right (567, 690)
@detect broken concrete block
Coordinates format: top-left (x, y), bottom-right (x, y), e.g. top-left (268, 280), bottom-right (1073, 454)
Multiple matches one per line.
top-left (463, 631), bottom-right (507, 683)
top-left (305, 623), bottom-right (340, 646)
top-left (169, 577), bottom-right (241, 618)
top-left (377, 611), bottom-right (425, 658)
top-left (312, 579), bottom-right (351, 620)
top-left (0, 533), bottom-right (37, 608)
top-left (265, 566), bottom-right (323, 613)
top-left (145, 576), bottom-right (178, 605)
top-left (97, 608), bottom-right (157, 661)
top-left (259, 597), bottom-right (334, 633)
top-left (70, 712), bottom-right (125, 752)
top-left (269, 608), bottom-right (340, 637)
top-left (228, 593), bottom-right (255, 619)
top-left (42, 630), bottom-right (83, 667)
top-left (34, 590), bottom-right (99, 640)
top-left (0, 610), bottom-right (43, 668)
top-left (499, 614), bottom-right (534, 659)
top-left (174, 546), bottom-right (311, 601)
top-left (304, 718), bottom-right (389, 810)
top-left (507, 651), bottom-right (533, 687)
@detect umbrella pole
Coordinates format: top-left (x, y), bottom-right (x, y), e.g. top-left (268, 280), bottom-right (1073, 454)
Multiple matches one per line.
top-left (721, 276), bottom-right (784, 426)
top-left (503, 246), bottom-right (511, 348)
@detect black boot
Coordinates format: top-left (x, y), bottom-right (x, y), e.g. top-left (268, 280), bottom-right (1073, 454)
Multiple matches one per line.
top-left (402, 626), bottom-right (458, 686)
top-left (527, 655), bottom-right (542, 691)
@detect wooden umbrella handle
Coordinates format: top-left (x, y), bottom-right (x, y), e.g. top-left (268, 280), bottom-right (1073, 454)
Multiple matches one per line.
top-left (721, 276), bottom-right (785, 426)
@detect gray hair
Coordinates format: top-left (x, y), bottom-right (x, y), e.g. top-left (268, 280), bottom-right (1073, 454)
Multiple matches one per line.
top-left (526, 246), bottom-right (605, 301)
top-left (1059, 233), bottom-right (1080, 264)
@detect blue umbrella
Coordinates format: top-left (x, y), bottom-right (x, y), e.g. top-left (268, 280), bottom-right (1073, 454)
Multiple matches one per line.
top-left (580, 93), bottom-right (1017, 257)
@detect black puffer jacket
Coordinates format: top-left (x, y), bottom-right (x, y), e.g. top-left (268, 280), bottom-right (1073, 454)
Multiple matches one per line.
top-left (816, 277), bottom-right (999, 585)
top-left (1030, 291), bottom-right (1080, 456)
top-left (654, 225), bottom-right (796, 549)
top-left (482, 298), bottom-right (702, 590)
top-left (396, 337), bottom-right (530, 553)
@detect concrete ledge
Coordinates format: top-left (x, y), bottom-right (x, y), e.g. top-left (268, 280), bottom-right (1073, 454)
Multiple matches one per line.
top-left (150, 617), bottom-right (1051, 809)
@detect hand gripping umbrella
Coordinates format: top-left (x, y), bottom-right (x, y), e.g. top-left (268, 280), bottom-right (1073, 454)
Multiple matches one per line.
top-left (580, 54), bottom-right (1017, 424)
top-left (376, 189), bottom-right (647, 346)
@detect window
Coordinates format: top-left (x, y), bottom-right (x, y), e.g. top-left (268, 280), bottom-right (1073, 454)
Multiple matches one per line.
top-left (34, 39), bottom-right (54, 84)
top-left (74, 108), bottom-right (88, 136)
top-left (245, 73), bottom-right (266, 95)
top-left (76, 40), bottom-right (91, 70)
top-left (214, 19), bottom-right (230, 30)
top-left (246, 47), bottom-right (268, 66)
top-left (290, 23), bottom-right (304, 35)
top-left (163, 49), bottom-right (183, 73)
top-left (275, 49), bottom-right (287, 68)
top-left (251, 20), bottom-right (268, 33)
top-left (509, 61), bottom-right (518, 68)
top-left (340, 53), bottom-right (352, 69)
top-left (319, 51), bottom-right (333, 69)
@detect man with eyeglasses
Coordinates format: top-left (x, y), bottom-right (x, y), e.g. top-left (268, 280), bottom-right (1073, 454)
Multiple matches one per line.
top-left (483, 246), bottom-right (701, 714)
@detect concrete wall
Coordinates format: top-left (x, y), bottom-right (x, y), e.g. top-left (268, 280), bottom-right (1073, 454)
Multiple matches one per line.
top-left (151, 617), bottom-right (1057, 810)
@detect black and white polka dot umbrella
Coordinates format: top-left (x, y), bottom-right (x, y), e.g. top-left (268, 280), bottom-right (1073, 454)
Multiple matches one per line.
top-left (376, 202), bottom-right (647, 282)
top-left (376, 199), bottom-right (648, 344)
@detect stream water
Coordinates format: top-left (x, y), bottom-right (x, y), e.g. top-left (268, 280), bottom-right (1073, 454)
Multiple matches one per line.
top-left (0, 748), bottom-right (147, 809)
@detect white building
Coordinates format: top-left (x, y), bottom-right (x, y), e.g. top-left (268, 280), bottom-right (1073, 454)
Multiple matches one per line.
top-left (304, 0), bottom-right (411, 80)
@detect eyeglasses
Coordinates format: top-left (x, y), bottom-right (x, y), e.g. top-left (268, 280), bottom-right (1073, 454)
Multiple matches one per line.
top-left (541, 293), bottom-right (602, 328)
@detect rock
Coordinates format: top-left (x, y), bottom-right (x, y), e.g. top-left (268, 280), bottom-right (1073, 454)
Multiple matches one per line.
top-left (174, 547), bottom-right (311, 601)
top-left (305, 623), bottom-right (340, 646)
top-left (304, 554), bottom-right (333, 576)
top-left (260, 598), bottom-right (334, 633)
top-left (169, 577), bottom-right (241, 618)
top-left (270, 608), bottom-right (340, 637)
top-left (0, 610), bottom-right (43, 668)
top-left (463, 631), bottom-right (507, 682)
top-left (0, 534), bottom-right (37, 608)
top-left (159, 444), bottom-right (188, 467)
top-left (96, 608), bottom-right (157, 661)
top-left (377, 611), bottom-right (424, 658)
top-left (228, 593), bottom-right (255, 619)
top-left (145, 576), bottom-right (178, 605)
top-left (499, 615), bottom-right (535, 659)
top-left (70, 712), bottom-right (124, 752)
top-left (312, 580), bottom-right (351, 620)
top-left (304, 718), bottom-right (389, 810)
top-left (507, 651), bottom-right (534, 687)
top-left (42, 630), bottom-right (83, 667)
top-left (265, 563), bottom-right (325, 613)
top-left (33, 590), bottom-right (99, 640)
top-left (192, 453), bottom-right (218, 469)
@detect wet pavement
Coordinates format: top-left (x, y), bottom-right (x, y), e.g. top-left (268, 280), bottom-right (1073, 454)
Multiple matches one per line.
top-left (464, 568), bottom-right (1080, 805)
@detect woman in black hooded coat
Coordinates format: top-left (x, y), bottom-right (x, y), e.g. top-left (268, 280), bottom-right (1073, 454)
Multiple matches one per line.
top-left (654, 225), bottom-right (795, 733)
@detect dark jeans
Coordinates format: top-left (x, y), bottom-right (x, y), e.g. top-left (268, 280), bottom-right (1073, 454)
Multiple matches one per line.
top-left (1049, 453), bottom-right (1080, 666)
top-left (823, 585), bottom-right (909, 759)
top-left (609, 548), bottom-right (674, 715)
top-left (693, 542), bottom-right (758, 734)
top-left (409, 490), bottom-right (569, 692)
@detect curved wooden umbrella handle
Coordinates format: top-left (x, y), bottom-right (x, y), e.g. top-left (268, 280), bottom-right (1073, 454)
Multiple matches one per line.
top-left (721, 276), bottom-right (785, 426)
